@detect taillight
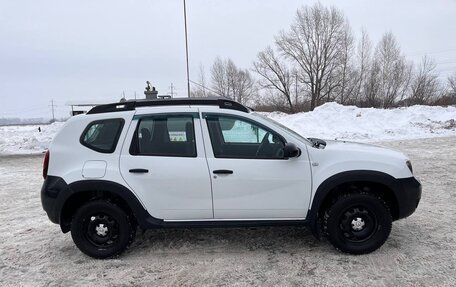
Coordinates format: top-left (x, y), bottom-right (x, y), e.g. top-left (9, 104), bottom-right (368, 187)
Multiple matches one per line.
top-left (43, 150), bottom-right (50, 180)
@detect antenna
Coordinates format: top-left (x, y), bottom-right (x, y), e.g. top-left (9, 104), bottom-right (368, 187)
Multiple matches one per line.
top-left (183, 0), bottom-right (191, 98)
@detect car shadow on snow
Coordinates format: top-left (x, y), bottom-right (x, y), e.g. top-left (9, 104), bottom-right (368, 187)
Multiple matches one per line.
top-left (125, 226), bottom-right (326, 257)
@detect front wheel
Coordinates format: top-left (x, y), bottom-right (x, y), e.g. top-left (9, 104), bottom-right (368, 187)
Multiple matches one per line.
top-left (71, 200), bottom-right (135, 259)
top-left (324, 193), bottom-right (392, 254)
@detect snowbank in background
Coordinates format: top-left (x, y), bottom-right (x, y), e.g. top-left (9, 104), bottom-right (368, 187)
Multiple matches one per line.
top-left (266, 103), bottom-right (456, 142)
top-left (0, 122), bottom-right (65, 154)
top-left (0, 103), bottom-right (455, 154)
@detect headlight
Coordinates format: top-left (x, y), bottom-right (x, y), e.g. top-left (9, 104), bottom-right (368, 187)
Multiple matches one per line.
top-left (406, 160), bottom-right (413, 174)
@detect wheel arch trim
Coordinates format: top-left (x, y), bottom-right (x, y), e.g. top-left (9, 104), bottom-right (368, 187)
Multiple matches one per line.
top-left (61, 179), bottom-right (164, 231)
top-left (307, 170), bottom-right (401, 235)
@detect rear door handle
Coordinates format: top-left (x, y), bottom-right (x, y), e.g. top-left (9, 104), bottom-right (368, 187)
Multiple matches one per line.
top-left (129, 168), bottom-right (149, 173)
top-left (213, 169), bottom-right (233, 175)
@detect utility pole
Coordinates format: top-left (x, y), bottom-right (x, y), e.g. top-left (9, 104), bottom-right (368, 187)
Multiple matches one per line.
top-left (183, 0), bottom-right (191, 98)
top-left (170, 83), bottom-right (176, 98)
top-left (50, 99), bottom-right (55, 122)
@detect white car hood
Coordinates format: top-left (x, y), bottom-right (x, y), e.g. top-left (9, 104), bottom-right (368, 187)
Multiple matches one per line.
top-left (322, 140), bottom-right (408, 160)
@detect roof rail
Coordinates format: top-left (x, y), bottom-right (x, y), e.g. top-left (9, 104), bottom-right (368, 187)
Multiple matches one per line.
top-left (86, 97), bottom-right (251, 114)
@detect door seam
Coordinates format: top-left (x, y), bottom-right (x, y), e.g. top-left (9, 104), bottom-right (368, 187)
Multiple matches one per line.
top-left (198, 108), bottom-right (215, 219)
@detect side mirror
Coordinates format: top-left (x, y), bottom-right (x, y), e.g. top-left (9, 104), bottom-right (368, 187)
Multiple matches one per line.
top-left (283, 143), bottom-right (301, 159)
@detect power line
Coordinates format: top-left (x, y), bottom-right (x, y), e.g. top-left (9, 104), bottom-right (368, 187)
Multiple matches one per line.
top-left (189, 80), bottom-right (224, 97)
top-left (407, 47), bottom-right (456, 57)
top-left (435, 66), bottom-right (456, 72)
top-left (435, 60), bottom-right (456, 65)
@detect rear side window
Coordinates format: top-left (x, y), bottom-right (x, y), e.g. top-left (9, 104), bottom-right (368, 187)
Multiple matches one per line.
top-left (80, 119), bottom-right (124, 153)
top-left (130, 115), bottom-right (196, 157)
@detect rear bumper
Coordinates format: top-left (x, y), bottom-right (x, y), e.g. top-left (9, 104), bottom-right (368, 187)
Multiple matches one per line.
top-left (395, 176), bottom-right (422, 219)
top-left (41, 176), bottom-right (70, 224)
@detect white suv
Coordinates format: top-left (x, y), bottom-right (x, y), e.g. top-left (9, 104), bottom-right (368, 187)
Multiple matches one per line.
top-left (41, 98), bottom-right (421, 258)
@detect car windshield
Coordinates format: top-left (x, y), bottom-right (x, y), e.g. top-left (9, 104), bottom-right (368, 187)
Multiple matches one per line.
top-left (251, 113), bottom-right (311, 144)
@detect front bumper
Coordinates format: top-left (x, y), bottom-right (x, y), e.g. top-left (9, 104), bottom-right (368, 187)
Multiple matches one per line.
top-left (395, 176), bottom-right (422, 219)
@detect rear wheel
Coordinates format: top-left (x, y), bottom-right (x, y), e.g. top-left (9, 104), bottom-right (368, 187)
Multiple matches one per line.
top-left (324, 193), bottom-right (392, 254)
top-left (71, 200), bottom-right (136, 259)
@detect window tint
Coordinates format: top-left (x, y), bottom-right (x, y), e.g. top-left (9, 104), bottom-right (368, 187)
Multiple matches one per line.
top-left (80, 119), bottom-right (124, 153)
top-left (132, 115), bottom-right (196, 157)
top-left (206, 115), bottom-right (285, 159)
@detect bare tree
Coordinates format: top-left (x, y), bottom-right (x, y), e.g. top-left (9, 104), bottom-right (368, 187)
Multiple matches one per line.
top-left (191, 64), bottom-right (213, 98)
top-left (211, 57), bottom-right (230, 98)
top-left (210, 57), bottom-right (256, 104)
top-left (235, 69), bottom-right (257, 104)
top-left (363, 60), bottom-right (381, 107)
top-left (433, 73), bottom-right (456, 105)
top-left (372, 32), bottom-right (412, 108)
top-left (448, 73), bottom-right (456, 96)
top-left (408, 56), bottom-right (441, 105)
top-left (276, 3), bottom-right (351, 110)
top-left (354, 29), bottom-right (372, 104)
top-left (336, 22), bottom-right (356, 104)
top-left (253, 46), bottom-right (295, 112)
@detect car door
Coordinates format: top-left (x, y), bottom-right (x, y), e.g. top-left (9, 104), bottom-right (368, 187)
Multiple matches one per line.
top-left (202, 112), bottom-right (312, 219)
top-left (120, 110), bottom-right (213, 220)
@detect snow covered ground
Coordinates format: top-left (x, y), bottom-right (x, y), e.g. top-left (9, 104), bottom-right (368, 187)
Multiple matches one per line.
top-left (0, 122), bottom-right (65, 154)
top-left (0, 137), bottom-right (455, 286)
top-left (266, 103), bottom-right (456, 142)
top-left (0, 103), bottom-right (455, 154)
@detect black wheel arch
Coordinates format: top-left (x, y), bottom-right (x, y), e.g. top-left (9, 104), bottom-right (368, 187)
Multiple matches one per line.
top-left (307, 170), bottom-right (402, 237)
top-left (60, 179), bottom-right (163, 232)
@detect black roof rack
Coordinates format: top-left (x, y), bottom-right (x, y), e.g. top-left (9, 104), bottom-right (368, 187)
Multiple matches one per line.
top-left (87, 97), bottom-right (252, 115)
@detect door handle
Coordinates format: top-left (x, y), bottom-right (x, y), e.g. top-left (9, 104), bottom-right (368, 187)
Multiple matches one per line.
top-left (129, 168), bottom-right (149, 173)
top-left (213, 169), bottom-right (233, 175)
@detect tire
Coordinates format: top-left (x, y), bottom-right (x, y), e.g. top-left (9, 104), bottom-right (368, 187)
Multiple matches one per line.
top-left (70, 200), bottom-right (136, 259)
top-left (324, 193), bottom-right (392, 255)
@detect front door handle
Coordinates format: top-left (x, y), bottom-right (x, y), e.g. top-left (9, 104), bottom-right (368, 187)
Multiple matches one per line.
top-left (129, 168), bottom-right (149, 173)
top-left (213, 169), bottom-right (233, 175)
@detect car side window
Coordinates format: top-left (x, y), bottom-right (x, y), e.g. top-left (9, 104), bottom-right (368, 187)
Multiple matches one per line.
top-left (80, 119), bottom-right (124, 153)
top-left (131, 115), bottom-right (196, 157)
top-left (206, 115), bottom-right (285, 159)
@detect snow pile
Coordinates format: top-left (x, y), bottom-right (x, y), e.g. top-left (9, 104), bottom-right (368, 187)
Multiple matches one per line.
top-left (0, 122), bottom-right (65, 154)
top-left (0, 103), bottom-right (455, 155)
top-left (266, 103), bottom-right (456, 142)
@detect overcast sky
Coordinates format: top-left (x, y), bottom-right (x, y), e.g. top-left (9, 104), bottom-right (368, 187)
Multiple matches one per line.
top-left (1, 0), bottom-right (456, 118)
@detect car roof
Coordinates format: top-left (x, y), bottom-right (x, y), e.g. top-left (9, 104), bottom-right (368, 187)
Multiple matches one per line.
top-left (87, 97), bottom-right (251, 115)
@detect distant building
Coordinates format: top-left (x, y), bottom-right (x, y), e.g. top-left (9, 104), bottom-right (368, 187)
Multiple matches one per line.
top-left (67, 85), bottom-right (172, 116)
top-left (66, 100), bottom-right (115, 116)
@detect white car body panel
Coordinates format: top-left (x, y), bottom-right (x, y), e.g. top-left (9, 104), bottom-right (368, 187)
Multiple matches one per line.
top-left (306, 140), bottom-right (413, 207)
top-left (199, 108), bottom-right (313, 219)
top-left (48, 112), bottom-right (136, 199)
top-left (119, 107), bottom-right (213, 220)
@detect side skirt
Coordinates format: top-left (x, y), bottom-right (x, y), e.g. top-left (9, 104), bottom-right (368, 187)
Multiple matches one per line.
top-left (143, 218), bottom-right (309, 229)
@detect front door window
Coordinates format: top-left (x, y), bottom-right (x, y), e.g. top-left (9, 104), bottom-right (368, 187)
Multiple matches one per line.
top-left (205, 115), bottom-right (285, 159)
